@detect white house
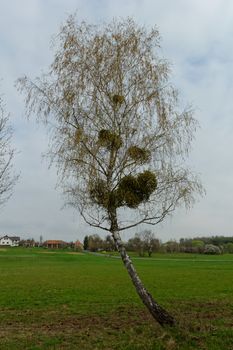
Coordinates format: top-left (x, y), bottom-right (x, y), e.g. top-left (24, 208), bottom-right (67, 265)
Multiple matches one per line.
top-left (0, 235), bottom-right (20, 247)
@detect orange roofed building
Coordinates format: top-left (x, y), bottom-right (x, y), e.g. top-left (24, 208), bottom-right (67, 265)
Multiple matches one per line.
top-left (43, 240), bottom-right (68, 249)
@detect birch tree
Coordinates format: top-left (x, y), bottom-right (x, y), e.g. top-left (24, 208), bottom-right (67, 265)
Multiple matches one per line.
top-left (18, 16), bottom-right (203, 326)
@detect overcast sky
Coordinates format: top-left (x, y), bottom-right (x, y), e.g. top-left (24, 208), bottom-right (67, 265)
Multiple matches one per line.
top-left (0, 0), bottom-right (233, 242)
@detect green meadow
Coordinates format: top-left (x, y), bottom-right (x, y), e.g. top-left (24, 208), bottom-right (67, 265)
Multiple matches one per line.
top-left (0, 248), bottom-right (233, 349)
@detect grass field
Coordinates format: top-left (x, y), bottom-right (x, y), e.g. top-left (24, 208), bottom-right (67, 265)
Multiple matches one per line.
top-left (0, 248), bottom-right (233, 349)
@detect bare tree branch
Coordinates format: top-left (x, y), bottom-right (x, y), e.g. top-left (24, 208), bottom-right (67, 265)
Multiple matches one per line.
top-left (0, 95), bottom-right (19, 207)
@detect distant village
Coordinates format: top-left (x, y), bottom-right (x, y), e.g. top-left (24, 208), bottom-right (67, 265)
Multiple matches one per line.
top-left (0, 235), bottom-right (83, 250)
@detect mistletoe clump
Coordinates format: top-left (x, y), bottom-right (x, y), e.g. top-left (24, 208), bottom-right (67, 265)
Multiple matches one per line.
top-left (127, 145), bottom-right (151, 164)
top-left (98, 129), bottom-right (122, 150)
top-left (73, 128), bottom-right (84, 144)
top-left (112, 94), bottom-right (125, 105)
top-left (116, 170), bottom-right (157, 208)
top-left (89, 179), bottom-right (119, 209)
top-left (89, 171), bottom-right (157, 209)
top-left (63, 89), bottom-right (75, 104)
top-left (89, 179), bottom-right (109, 208)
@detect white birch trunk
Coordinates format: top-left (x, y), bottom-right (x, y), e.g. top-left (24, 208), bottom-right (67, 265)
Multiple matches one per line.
top-left (109, 209), bottom-right (175, 327)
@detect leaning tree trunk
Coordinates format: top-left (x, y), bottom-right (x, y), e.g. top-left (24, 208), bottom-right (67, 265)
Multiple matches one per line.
top-left (109, 208), bottom-right (175, 327)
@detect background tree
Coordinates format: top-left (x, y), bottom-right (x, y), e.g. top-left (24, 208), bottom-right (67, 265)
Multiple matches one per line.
top-left (103, 234), bottom-right (115, 251)
top-left (204, 244), bottom-right (221, 255)
top-left (19, 238), bottom-right (35, 248)
top-left (0, 95), bottom-right (18, 207)
top-left (126, 231), bottom-right (159, 257)
top-left (191, 239), bottom-right (204, 253)
top-left (18, 16), bottom-right (203, 326)
top-left (140, 230), bottom-right (160, 257)
top-left (164, 240), bottom-right (180, 253)
top-left (39, 235), bottom-right (43, 247)
top-left (127, 234), bottom-right (145, 256)
top-left (225, 242), bottom-right (233, 253)
top-left (88, 234), bottom-right (103, 252)
top-left (83, 235), bottom-right (89, 250)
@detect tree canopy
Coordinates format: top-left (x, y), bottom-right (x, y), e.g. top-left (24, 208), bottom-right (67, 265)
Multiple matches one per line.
top-left (18, 16), bottom-right (203, 233)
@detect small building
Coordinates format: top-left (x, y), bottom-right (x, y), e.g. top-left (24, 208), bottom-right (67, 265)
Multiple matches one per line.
top-left (43, 240), bottom-right (68, 249)
top-left (0, 235), bottom-right (20, 247)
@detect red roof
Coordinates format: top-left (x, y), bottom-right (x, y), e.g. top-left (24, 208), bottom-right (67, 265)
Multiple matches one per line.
top-left (44, 240), bottom-right (67, 244)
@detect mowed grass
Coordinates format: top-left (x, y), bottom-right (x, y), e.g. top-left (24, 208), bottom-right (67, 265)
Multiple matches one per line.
top-left (0, 248), bottom-right (233, 349)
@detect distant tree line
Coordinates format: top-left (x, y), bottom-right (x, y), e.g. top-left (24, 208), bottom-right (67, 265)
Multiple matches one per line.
top-left (18, 234), bottom-right (233, 255)
top-left (179, 236), bottom-right (233, 254)
top-left (83, 233), bottom-right (233, 255)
